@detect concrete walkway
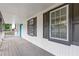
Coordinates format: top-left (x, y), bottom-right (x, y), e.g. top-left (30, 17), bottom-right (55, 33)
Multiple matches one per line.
top-left (0, 36), bottom-right (53, 56)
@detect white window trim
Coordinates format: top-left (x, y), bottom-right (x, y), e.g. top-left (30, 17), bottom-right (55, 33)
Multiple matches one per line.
top-left (49, 5), bottom-right (69, 41)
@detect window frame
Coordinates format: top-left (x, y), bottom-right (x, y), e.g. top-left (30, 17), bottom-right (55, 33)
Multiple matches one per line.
top-left (49, 5), bottom-right (69, 42)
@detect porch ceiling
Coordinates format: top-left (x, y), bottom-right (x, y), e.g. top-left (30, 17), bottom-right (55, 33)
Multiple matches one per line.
top-left (0, 3), bottom-right (54, 24)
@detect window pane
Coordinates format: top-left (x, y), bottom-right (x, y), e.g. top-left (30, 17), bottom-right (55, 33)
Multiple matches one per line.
top-left (60, 24), bottom-right (67, 39)
top-left (61, 7), bottom-right (66, 15)
top-left (51, 12), bottom-right (55, 19)
top-left (56, 17), bottom-right (60, 24)
top-left (56, 10), bottom-right (60, 17)
top-left (61, 16), bottom-right (66, 22)
top-left (51, 25), bottom-right (56, 37)
top-left (29, 19), bottom-right (34, 25)
top-left (51, 19), bottom-right (55, 24)
top-left (55, 25), bottom-right (60, 38)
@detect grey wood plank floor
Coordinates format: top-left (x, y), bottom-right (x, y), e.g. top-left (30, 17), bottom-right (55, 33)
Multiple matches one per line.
top-left (0, 36), bottom-right (53, 56)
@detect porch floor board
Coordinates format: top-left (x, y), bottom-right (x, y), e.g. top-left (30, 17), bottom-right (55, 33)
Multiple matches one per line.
top-left (0, 36), bottom-right (53, 56)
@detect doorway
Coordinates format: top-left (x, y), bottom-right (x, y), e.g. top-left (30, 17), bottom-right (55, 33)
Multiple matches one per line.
top-left (20, 24), bottom-right (23, 37)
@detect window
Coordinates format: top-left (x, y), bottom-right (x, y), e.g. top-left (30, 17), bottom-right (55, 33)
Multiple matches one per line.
top-left (50, 5), bottom-right (69, 41)
top-left (27, 17), bottom-right (37, 36)
top-left (29, 19), bottom-right (34, 36)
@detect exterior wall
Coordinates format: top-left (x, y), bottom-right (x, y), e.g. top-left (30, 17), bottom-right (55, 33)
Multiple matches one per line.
top-left (23, 3), bottom-right (79, 56)
top-left (0, 32), bottom-right (3, 40)
top-left (15, 24), bottom-right (20, 36)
